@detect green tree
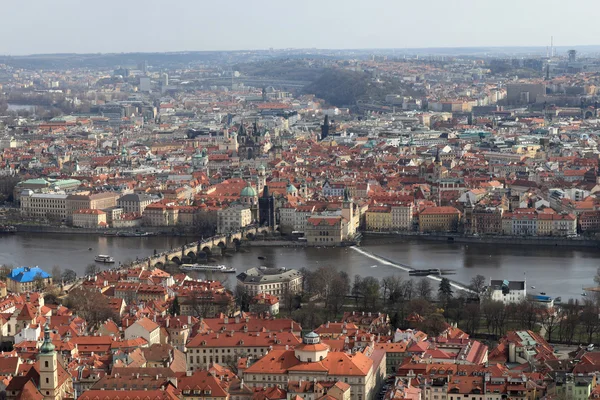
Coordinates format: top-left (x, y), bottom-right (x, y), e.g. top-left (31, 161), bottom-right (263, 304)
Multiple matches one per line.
top-left (169, 296), bottom-right (181, 316)
top-left (418, 313), bottom-right (447, 336)
top-left (438, 278), bottom-right (453, 307)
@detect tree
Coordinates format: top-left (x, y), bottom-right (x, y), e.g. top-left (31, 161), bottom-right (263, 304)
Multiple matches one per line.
top-left (359, 277), bottom-right (380, 311)
top-left (418, 313), bottom-right (447, 336)
top-left (61, 269), bottom-right (77, 283)
top-left (469, 275), bottom-right (486, 295)
top-left (169, 296), bottom-right (181, 316)
top-left (481, 300), bottom-right (508, 336)
top-left (558, 299), bottom-right (579, 344)
top-left (514, 298), bottom-right (540, 331)
top-left (416, 279), bottom-right (432, 300)
top-left (438, 278), bottom-right (453, 307)
top-left (281, 286), bottom-right (301, 316)
top-left (43, 285), bottom-right (63, 305)
top-left (234, 284), bottom-right (252, 312)
top-left (64, 288), bottom-right (116, 329)
top-left (351, 275), bottom-right (362, 306)
top-left (0, 264), bottom-right (12, 280)
top-left (85, 263), bottom-right (100, 276)
top-left (33, 272), bottom-right (46, 291)
top-left (51, 265), bottom-right (62, 284)
top-left (580, 301), bottom-right (600, 344)
top-left (464, 303), bottom-right (481, 334)
top-left (539, 307), bottom-right (560, 342)
top-left (328, 271), bottom-right (350, 318)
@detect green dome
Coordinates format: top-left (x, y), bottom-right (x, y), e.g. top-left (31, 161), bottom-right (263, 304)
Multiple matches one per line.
top-left (258, 164), bottom-right (266, 172)
top-left (240, 184), bottom-right (257, 197)
top-left (287, 184), bottom-right (297, 193)
top-left (40, 324), bottom-right (55, 354)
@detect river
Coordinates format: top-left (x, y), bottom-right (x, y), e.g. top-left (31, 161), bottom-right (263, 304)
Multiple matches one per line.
top-left (0, 234), bottom-right (596, 300)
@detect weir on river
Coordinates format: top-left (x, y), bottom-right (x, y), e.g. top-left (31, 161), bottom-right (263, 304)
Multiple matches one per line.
top-left (350, 246), bottom-right (475, 294)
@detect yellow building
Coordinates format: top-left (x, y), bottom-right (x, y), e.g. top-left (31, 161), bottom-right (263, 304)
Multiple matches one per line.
top-left (419, 206), bottom-right (460, 232)
top-left (305, 216), bottom-right (346, 245)
top-left (365, 205), bottom-right (392, 231)
top-left (72, 209), bottom-right (107, 228)
top-left (7, 266), bottom-right (52, 293)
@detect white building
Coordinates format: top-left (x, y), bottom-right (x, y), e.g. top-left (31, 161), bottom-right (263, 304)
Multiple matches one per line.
top-left (488, 280), bottom-right (526, 304)
top-left (217, 204), bottom-right (252, 234)
top-left (124, 316), bottom-right (160, 345)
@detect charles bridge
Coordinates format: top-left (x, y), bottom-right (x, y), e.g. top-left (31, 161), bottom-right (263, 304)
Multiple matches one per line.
top-left (130, 225), bottom-right (274, 269)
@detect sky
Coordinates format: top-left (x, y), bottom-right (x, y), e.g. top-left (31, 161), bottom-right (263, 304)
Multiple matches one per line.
top-left (1, 0), bottom-right (598, 55)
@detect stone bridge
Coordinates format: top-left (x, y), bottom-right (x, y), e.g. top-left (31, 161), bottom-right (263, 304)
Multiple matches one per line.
top-left (131, 226), bottom-right (274, 269)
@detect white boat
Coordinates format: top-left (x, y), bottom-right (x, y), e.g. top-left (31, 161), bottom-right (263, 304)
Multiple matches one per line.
top-left (180, 264), bottom-right (236, 273)
top-left (95, 255), bottom-right (115, 263)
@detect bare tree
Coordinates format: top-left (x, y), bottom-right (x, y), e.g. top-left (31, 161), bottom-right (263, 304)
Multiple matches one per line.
top-left (85, 263), bottom-right (100, 276)
top-left (581, 301), bottom-right (600, 344)
top-left (51, 265), bottom-right (62, 284)
top-left (464, 303), bottom-right (481, 334)
top-left (416, 279), bottom-right (432, 300)
top-left (539, 307), bottom-right (560, 342)
top-left (64, 288), bottom-right (116, 329)
top-left (469, 275), bottom-right (487, 295)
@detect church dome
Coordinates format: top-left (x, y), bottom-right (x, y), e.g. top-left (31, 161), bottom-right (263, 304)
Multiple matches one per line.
top-left (287, 184), bottom-right (298, 194)
top-left (240, 184), bottom-right (257, 197)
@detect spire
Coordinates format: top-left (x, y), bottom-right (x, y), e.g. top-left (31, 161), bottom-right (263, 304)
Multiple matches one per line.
top-left (40, 323), bottom-right (55, 354)
top-left (343, 187), bottom-right (351, 202)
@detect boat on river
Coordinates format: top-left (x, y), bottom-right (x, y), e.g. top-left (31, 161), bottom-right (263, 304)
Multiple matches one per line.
top-left (95, 255), bottom-right (115, 263)
top-left (180, 264), bottom-right (236, 273)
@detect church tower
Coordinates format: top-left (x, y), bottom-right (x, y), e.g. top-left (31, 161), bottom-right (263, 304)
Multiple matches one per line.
top-left (257, 164), bottom-right (266, 194)
top-left (341, 188), bottom-right (355, 236)
top-left (39, 323), bottom-right (58, 399)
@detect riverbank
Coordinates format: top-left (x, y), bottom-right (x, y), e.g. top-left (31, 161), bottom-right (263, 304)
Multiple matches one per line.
top-left (13, 224), bottom-right (197, 237)
top-left (363, 232), bottom-right (600, 248)
top-left (241, 240), bottom-right (307, 247)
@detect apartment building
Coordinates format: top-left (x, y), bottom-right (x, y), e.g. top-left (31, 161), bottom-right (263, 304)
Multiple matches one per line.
top-left (217, 204), bottom-right (252, 233)
top-left (241, 332), bottom-right (385, 400)
top-left (236, 267), bottom-right (303, 298)
top-left (72, 209), bottom-right (107, 228)
top-left (186, 330), bottom-right (301, 370)
top-left (419, 207), bottom-right (460, 232)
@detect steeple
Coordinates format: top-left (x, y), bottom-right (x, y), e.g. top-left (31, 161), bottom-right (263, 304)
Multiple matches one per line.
top-left (343, 187), bottom-right (351, 203)
top-left (40, 323), bottom-right (55, 354)
top-left (39, 322), bottom-right (59, 399)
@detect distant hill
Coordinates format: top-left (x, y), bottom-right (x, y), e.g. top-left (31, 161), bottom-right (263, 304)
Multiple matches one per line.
top-left (303, 69), bottom-right (405, 108)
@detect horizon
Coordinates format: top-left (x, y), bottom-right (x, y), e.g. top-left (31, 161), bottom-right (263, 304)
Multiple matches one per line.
top-left (4, 43), bottom-right (600, 59)
top-left (2, 0), bottom-right (600, 55)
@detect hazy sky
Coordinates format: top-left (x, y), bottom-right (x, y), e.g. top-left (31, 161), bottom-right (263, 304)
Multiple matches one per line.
top-left (1, 0), bottom-right (597, 55)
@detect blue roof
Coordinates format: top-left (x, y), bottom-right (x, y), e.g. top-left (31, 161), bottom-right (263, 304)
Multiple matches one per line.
top-left (8, 266), bottom-right (51, 283)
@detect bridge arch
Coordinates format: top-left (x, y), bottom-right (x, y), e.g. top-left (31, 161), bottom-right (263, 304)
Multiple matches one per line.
top-left (170, 256), bottom-right (181, 264)
top-left (217, 241), bottom-right (226, 249)
top-left (186, 251), bottom-right (196, 259)
top-left (201, 246), bottom-right (212, 255)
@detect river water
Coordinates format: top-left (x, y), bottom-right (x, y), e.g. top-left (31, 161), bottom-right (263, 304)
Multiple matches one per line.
top-left (0, 234), bottom-right (596, 300)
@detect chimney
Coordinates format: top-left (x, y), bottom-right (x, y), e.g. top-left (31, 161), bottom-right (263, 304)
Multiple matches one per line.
top-left (188, 316), bottom-right (191, 324)
top-left (166, 318), bottom-right (169, 328)
top-left (224, 316), bottom-right (229, 324)
top-left (326, 321), bottom-right (330, 328)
